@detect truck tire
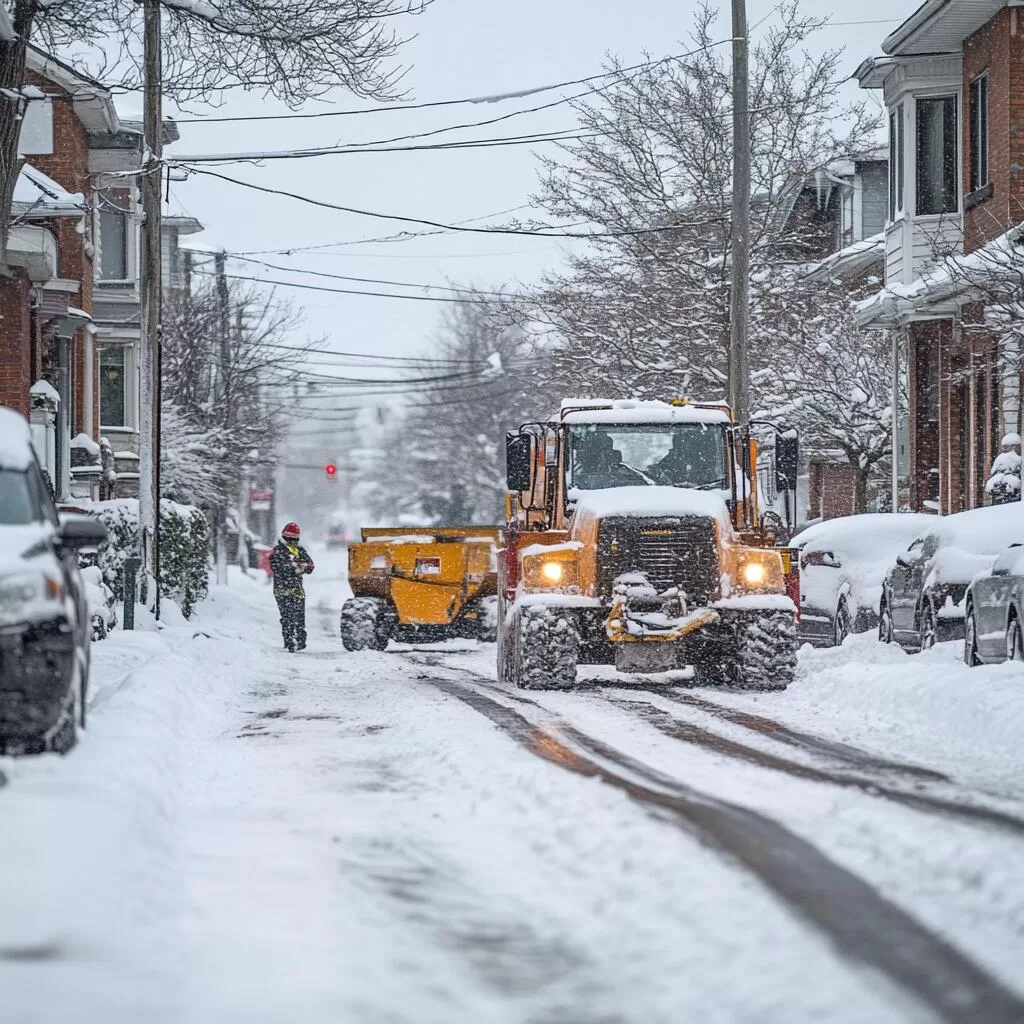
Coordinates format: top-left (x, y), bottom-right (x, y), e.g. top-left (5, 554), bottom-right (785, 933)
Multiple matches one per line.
top-left (511, 604), bottom-right (579, 690)
top-left (695, 610), bottom-right (797, 691)
top-left (340, 597), bottom-right (393, 652)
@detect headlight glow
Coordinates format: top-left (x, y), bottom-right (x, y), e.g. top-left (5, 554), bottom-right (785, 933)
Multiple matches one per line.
top-left (541, 561), bottom-right (564, 583)
top-left (741, 561), bottom-right (767, 587)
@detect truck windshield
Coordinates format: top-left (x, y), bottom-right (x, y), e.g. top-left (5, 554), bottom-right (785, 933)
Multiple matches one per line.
top-left (567, 424), bottom-right (727, 491)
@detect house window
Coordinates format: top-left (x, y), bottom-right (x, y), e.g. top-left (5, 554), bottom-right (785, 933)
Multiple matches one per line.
top-left (98, 204), bottom-right (128, 280)
top-left (889, 104), bottom-right (905, 219)
top-left (100, 346), bottom-right (126, 427)
top-left (969, 73), bottom-right (989, 194)
top-left (916, 95), bottom-right (958, 215)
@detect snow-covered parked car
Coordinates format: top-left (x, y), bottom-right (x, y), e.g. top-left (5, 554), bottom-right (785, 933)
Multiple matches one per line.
top-left (792, 513), bottom-right (936, 646)
top-left (0, 408), bottom-right (108, 754)
top-left (879, 503), bottom-right (1024, 653)
top-left (964, 542), bottom-right (1024, 665)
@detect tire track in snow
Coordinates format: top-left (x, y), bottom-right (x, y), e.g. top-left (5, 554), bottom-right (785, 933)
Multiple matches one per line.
top-left (656, 690), bottom-right (948, 781)
top-left (607, 698), bottom-right (1024, 838)
top-left (423, 674), bottom-right (1024, 1024)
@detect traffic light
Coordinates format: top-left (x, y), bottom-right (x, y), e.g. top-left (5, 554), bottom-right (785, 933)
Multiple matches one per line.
top-left (325, 463), bottom-right (337, 478)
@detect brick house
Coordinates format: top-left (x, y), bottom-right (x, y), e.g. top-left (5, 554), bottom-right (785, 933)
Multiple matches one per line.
top-left (0, 48), bottom-right (120, 498)
top-left (0, 48), bottom-right (189, 500)
top-left (855, 0), bottom-right (1024, 513)
top-left (796, 151), bottom-right (895, 521)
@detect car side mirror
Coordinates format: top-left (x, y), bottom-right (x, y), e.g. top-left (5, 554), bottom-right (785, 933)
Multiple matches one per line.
top-left (58, 515), bottom-right (109, 551)
top-left (505, 433), bottom-right (533, 493)
top-left (774, 431), bottom-right (799, 493)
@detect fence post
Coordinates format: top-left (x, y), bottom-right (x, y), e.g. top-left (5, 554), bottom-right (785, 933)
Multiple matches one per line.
top-left (123, 556), bottom-right (141, 631)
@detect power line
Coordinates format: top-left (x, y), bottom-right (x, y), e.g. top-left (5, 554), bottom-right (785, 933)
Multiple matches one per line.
top-left (172, 47), bottom-right (727, 126)
top-left (171, 127), bottom-right (600, 164)
top-left (193, 267), bottom-right (510, 303)
top-left (227, 253), bottom-right (518, 298)
top-left (181, 168), bottom-right (711, 240)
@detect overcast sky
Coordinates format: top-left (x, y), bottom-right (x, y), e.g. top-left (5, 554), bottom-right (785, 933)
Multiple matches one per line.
top-left (164, 0), bottom-right (913, 365)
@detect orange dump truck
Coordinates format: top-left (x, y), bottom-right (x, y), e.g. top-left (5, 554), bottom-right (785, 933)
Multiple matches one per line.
top-left (340, 526), bottom-right (502, 649)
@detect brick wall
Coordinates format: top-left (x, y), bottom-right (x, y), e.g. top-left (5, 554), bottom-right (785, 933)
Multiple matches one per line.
top-left (963, 7), bottom-right (1024, 252)
top-left (24, 69), bottom-right (95, 436)
top-left (0, 271), bottom-right (31, 416)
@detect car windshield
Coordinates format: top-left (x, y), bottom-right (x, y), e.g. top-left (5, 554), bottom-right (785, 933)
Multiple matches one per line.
top-left (567, 424), bottom-right (727, 492)
top-left (0, 467), bottom-right (43, 525)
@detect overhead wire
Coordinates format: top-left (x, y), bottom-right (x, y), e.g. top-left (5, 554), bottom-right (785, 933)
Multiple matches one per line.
top-left (181, 171), bottom-right (713, 240)
top-left (226, 253), bottom-right (520, 298)
top-left (171, 46), bottom-right (729, 126)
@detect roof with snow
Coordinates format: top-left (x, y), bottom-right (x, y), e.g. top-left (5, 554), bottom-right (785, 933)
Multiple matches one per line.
top-left (804, 232), bottom-right (885, 284)
top-left (855, 223), bottom-right (1024, 327)
top-left (12, 164), bottom-right (86, 218)
top-left (558, 399), bottom-right (732, 426)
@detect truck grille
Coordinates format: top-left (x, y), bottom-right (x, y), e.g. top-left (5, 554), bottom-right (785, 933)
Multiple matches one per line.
top-left (597, 516), bottom-right (719, 603)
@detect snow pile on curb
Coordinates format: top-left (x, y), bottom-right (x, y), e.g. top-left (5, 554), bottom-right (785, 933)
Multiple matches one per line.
top-left (0, 627), bottom-right (203, 1018)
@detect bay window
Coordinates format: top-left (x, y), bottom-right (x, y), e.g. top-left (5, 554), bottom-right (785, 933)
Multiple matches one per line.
top-left (916, 95), bottom-right (958, 215)
top-left (889, 104), bottom-right (905, 219)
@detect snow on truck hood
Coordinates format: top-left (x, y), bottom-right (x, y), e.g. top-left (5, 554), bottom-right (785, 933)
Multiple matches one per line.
top-left (571, 486), bottom-right (731, 524)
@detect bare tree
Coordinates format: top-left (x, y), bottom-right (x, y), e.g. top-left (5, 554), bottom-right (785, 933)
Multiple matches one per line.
top-left (765, 271), bottom-right (901, 512)
top-left (161, 279), bottom-right (312, 510)
top-left (517, 1), bottom-right (878, 403)
top-left (365, 298), bottom-right (560, 525)
top-left (0, 0), bottom-right (432, 259)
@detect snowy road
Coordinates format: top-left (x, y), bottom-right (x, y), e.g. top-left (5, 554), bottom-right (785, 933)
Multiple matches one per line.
top-left (2, 547), bottom-right (1024, 1023)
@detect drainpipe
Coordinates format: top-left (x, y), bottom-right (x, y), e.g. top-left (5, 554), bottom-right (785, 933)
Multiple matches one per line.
top-left (55, 331), bottom-right (70, 501)
top-left (892, 328), bottom-right (900, 513)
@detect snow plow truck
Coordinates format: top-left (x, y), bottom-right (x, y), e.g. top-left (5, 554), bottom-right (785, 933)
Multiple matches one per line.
top-left (341, 527), bottom-right (501, 649)
top-left (499, 399), bottom-right (801, 690)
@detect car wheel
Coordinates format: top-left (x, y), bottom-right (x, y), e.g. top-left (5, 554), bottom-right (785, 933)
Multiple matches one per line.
top-left (878, 600), bottom-right (894, 645)
top-left (964, 606), bottom-right (982, 667)
top-left (49, 655), bottom-right (84, 756)
top-left (1007, 614), bottom-right (1024, 663)
top-left (919, 603), bottom-right (937, 652)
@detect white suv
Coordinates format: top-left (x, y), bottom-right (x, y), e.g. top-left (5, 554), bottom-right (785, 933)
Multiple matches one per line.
top-left (0, 408), bottom-right (107, 754)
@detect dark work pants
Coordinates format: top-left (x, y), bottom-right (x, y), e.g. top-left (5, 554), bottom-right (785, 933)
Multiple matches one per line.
top-left (275, 595), bottom-right (307, 651)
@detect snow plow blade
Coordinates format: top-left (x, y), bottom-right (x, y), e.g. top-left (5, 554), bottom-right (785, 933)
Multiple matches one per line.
top-left (606, 604), bottom-right (721, 644)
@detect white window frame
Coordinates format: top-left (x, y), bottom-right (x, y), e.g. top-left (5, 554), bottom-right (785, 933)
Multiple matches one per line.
top-left (95, 192), bottom-right (138, 284)
top-left (98, 339), bottom-right (139, 433)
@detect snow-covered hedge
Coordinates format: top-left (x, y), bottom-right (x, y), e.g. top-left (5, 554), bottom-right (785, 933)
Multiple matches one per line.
top-left (81, 498), bottom-right (210, 618)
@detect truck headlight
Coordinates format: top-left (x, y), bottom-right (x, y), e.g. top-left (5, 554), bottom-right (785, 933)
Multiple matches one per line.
top-left (541, 561), bottom-right (564, 583)
top-left (0, 572), bottom-right (63, 623)
top-left (742, 561), bottom-right (767, 587)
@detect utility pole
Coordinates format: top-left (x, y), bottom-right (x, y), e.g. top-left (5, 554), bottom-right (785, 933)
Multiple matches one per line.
top-left (729, 0), bottom-right (751, 424)
top-left (139, 0), bottom-right (163, 615)
top-left (214, 249), bottom-right (230, 585)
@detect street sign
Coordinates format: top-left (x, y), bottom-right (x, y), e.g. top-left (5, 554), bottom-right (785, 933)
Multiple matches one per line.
top-left (250, 489), bottom-right (273, 511)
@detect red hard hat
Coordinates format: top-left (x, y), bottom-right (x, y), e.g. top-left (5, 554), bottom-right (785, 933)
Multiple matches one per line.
top-left (282, 522), bottom-right (301, 539)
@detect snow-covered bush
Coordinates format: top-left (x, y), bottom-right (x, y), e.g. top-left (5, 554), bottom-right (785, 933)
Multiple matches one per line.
top-left (81, 498), bottom-right (210, 618)
top-left (986, 433), bottom-right (1022, 505)
top-left (159, 501), bottom-right (210, 617)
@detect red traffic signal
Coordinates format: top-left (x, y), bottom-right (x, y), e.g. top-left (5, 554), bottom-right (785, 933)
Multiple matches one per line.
top-left (325, 463), bottom-right (337, 477)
